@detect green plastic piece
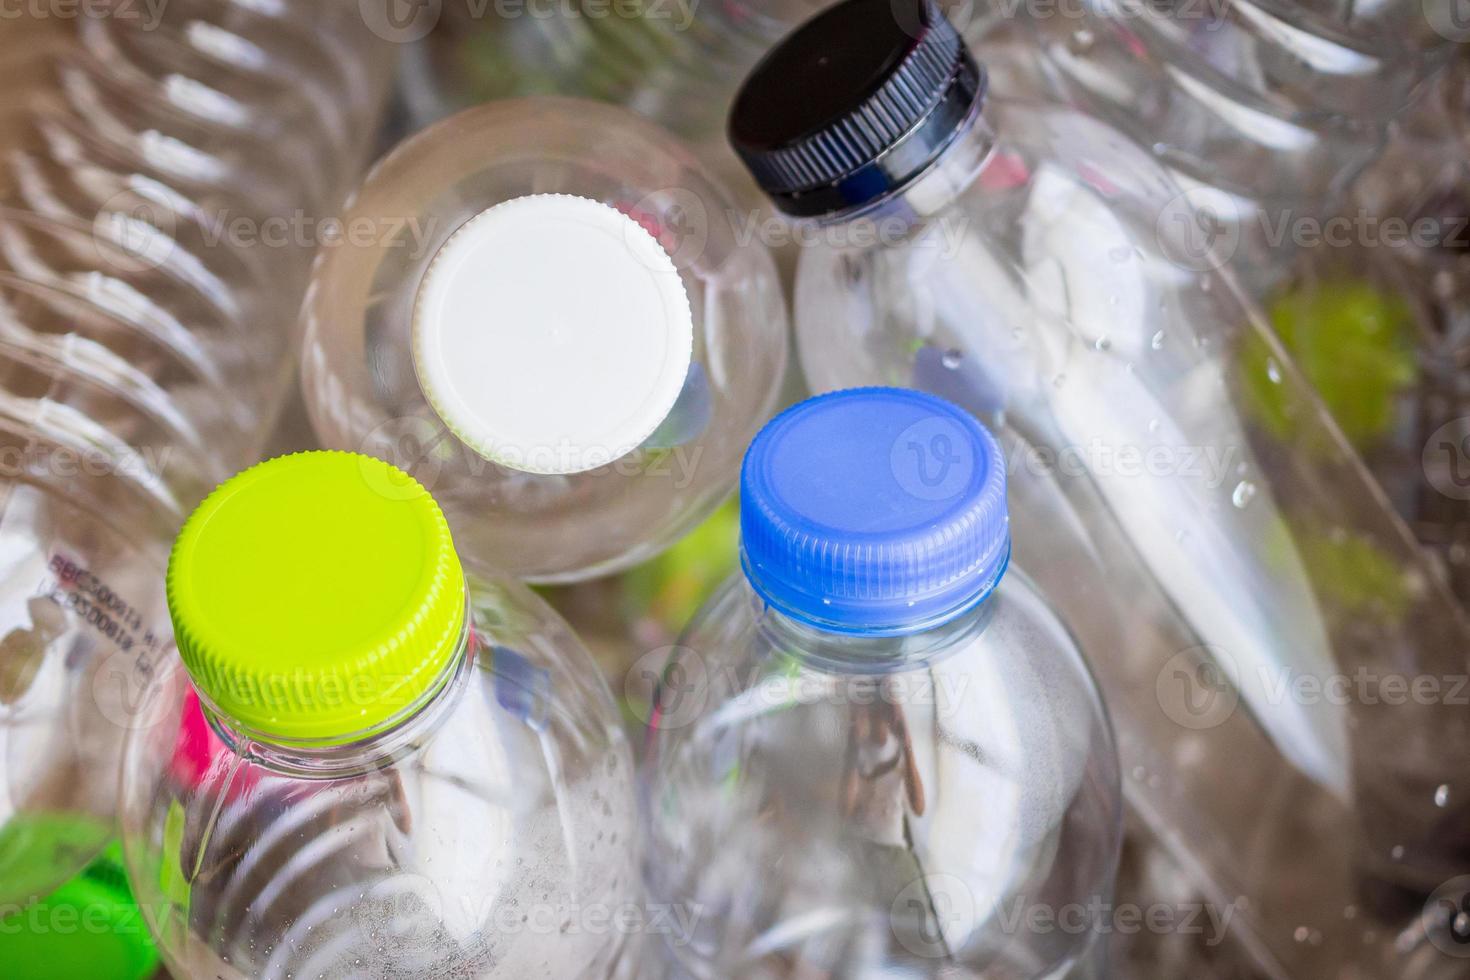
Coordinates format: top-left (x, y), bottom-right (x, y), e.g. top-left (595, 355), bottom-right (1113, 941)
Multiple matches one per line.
top-left (0, 811), bottom-right (111, 906)
top-left (0, 842), bottom-right (159, 980)
top-left (167, 452), bottom-right (466, 743)
top-left (1248, 277), bottom-right (1418, 451)
top-left (623, 495), bottom-right (740, 635)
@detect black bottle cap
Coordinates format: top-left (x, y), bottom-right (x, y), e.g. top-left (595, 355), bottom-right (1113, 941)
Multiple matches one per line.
top-left (728, 0), bottom-right (985, 219)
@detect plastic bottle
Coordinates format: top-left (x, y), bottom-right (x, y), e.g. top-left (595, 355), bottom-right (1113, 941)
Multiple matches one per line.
top-left (1021, 0), bottom-right (1460, 296)
top-left (403, 0), bottom-right (824, 141)
top-left (642, 387), bottom-right (1122, 978)
top-left (0, 0), bottom-right (395, 907)
top-left (0, 417), bottom-right (177, 906)
top-left (1317, 58), bottom-right (1470, 605)
top-left (300, 97), bottom-right (789, 582)
top-left (0, 2), bottom-right (396, 487)
top-left (120, 451), bottom-right (642, 979)
top-left (727, 0), bottom-right (1470, 975)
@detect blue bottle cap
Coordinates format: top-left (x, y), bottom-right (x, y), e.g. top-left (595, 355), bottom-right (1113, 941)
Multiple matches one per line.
top-left (740, 387), bottom-right (1009, 635)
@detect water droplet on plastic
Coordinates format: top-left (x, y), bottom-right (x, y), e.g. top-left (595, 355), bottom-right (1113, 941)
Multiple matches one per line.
top-left (941, 349), bottom-right (963, 369)
top-left (1266, 358), bottom-right (1282, 384)
top-left (1232, 480), bottom-right (1257, 509)
top-left (1436, 784), bottom-right (1451, 807)
top-left (1094, 336), bottom-right (1112, 351)
top-left (1150, 330), bottom-right (1165, 350)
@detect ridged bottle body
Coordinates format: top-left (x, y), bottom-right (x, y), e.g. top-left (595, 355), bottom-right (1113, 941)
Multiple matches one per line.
top-left (792, 97), bottom-right (1470, 978)
top-left (121, 577), bottom-right (641, 980)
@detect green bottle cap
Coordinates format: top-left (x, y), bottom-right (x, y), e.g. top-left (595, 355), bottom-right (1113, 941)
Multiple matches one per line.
top-left (0, 842), bottom-right (159, 980)
top-left (167, 452), bottom-right (466, 744)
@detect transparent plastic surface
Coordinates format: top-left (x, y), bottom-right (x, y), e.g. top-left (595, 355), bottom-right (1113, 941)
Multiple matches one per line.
top-left (0, 0), bottom-right (396, 908)
top-left (301, 98), bottom-right (789, 582)
top-left (121, 576), bottom-right (640, 980)
top-left (0, 414), bottom-right (176, 907)
top-left (791, 97), bottom-right (1470, 978)
top-left (644, 574), bottom-right (1122, 978)
top-left (1021, 0), bottom-right (1456, 295)
top-left (1259, 229), bottom-right (1470, 608)
top-left (404, 0), bottom-right (828, 140)
top-left (0, 1), bottom-right (396, 480)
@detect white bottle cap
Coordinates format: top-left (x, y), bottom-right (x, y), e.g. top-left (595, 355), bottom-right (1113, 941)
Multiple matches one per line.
top-left (413, 194), bottom-right (695, 475)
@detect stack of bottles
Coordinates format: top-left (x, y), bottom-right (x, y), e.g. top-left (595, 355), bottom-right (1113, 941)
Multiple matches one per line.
top-left (0, 0), bottom-right (395, 919)
top-left (0, 1), bottom-right (1465, 979)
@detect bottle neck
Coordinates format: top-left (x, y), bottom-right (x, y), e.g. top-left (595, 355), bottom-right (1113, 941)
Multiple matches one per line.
top-left (811, 103), bottom-right (997, 233)
top-left (749, 579), bottom-right (1000, 675)
top-left (201, 619), bottom-right (477, 778)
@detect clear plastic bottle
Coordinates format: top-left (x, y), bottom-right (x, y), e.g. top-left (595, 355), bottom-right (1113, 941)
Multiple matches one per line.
top-left (0, 412), bottom-right (178, 907)
top-left (1021, 0), bottom-right (1460, 296)
top-left (0, 0), bottom-right (396, 908)
top-left (727, 1), bottom-right (1470, 976)
top-left (404, 0), bottom-right (825, 140)
top-left (300, 97), bottom-right (789, 582)
top-left (121, 452), bottom-right (641, 980)
top-left (643, 387), bottom-right (1122, 978)
top-left (0, 1), bottom-right (397, 483)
